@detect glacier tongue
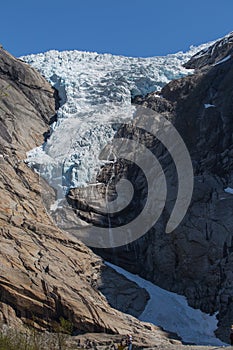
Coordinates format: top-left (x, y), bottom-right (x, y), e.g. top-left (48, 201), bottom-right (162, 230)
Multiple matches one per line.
top-left (22, 44), bottom-right (210, 195)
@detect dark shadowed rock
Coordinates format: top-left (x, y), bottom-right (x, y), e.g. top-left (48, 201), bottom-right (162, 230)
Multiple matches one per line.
top-left (97, 265), bottom-right (149, 318)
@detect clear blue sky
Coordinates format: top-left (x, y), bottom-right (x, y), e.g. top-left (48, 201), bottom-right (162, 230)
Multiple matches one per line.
top-left (1, 0), bottom-right (233, 57)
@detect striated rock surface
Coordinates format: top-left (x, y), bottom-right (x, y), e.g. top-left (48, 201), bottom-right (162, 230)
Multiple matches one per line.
top-left (0, 46), bottom-right (177, 347)
top-left (68, 35), bottom-right (233, 343)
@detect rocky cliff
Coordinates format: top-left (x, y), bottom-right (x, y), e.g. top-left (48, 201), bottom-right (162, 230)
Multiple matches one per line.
top-left (0, 47), bottom-right (180, 348)
top-left (68, 34), bottom-right (233, 343)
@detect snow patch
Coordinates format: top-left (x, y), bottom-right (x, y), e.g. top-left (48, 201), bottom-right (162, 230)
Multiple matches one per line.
top-left (214, 54), bottom-right (231, 66)
top-left (106, 262), bottom-right (225, 346)
top-left (50, 199), bottom-right (63, 212)
top-left (204, 103), bottom-right (215, 108)
top-left (224, 187), bottom-right (233, 194)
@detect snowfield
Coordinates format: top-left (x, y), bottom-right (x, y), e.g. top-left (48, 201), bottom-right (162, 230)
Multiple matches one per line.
top-left (106, 262), bottom-right (226, 346)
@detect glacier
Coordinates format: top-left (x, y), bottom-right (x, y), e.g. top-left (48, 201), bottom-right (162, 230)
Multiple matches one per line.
top-left (22, 43), bottom-right (211, 201)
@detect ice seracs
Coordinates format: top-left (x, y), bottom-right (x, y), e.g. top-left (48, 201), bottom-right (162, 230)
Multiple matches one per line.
top-left (22, 42), bottom-right (212, 200)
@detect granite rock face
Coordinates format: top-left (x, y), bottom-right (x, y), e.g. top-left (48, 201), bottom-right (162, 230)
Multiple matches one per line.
top-left (0, 46), bottom-right (171, 344)
top-left (69, 35), bottom-right (233, 342)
